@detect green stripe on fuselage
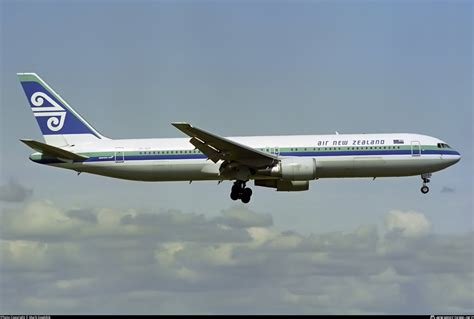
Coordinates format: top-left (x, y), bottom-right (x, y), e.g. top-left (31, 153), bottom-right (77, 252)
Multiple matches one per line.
top-left (75, 145), bottom-right (441, 158)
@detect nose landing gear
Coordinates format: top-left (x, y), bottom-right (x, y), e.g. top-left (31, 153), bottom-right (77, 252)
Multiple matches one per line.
top-left (420, 173), bottom-right (432, 194)
top-left (230, 180), bottom-right (253, 203)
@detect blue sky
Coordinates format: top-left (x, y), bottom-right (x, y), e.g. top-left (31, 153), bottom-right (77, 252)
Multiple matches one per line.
top-left (1, 0), bottom-right (472, 314)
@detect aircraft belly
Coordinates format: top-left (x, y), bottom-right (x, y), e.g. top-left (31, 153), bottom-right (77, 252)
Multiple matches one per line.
top-left (54, 155), bottom-right (451, 181)
top-left (316, 155), bottom-right (450, 178)
top-left (66, 159), bottom-right (220, 181)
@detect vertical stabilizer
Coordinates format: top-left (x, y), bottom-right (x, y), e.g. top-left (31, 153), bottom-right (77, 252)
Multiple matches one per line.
top-left (17, 73), bottom-right (108, 146)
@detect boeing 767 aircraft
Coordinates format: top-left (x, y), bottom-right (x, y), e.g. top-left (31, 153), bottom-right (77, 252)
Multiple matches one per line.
top-left (18, 73), bottom-right (461, 203)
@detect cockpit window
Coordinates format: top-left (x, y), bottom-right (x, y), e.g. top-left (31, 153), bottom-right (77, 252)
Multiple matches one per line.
top-left (437, 143), bottom-right (450, 149)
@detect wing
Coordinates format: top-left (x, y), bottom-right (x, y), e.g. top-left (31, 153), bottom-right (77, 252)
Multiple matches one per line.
top-left (172, 122), bottom-right (277, 168)
top-left (20, 139), bottom-right (88, 161)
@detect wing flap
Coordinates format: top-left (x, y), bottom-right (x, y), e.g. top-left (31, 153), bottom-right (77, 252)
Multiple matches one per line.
top-left (190, 137), bottom-right (221, 163)
top-left (20, 139), bottom-right (88, 161)
top-left (172, 122), bottom-right (277, 168)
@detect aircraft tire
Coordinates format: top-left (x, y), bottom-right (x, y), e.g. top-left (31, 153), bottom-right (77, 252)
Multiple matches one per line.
top-left (240, 188), bottom-right (252, 203)
top-left (241, 195), bottom-right (251, 204)
top-left (232, 184), bottom-right (241, 194)
top-left (230, 191), bottom-right (240, 200)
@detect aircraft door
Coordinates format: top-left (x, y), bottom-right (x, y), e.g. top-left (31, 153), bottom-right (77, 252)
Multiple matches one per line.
top-left (411, 141), bottom-right (421, 157)
top-left (267, 147), bottom-right (279, 156)
top-left (115, 147), bottom-right (125, 163)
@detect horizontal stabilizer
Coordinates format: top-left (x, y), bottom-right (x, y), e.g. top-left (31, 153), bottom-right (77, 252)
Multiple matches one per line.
top-left (20, 139), bottom-right (88, 161)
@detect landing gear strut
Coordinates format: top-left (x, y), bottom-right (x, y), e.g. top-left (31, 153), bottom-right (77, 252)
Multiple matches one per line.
top-left (230, 180), bottom-right (253, 203)
top-left (420, 173), bottom-right (432, 194)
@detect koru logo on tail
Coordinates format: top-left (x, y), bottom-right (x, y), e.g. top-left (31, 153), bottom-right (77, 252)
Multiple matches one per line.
top-left (30, 92), bottom-right (66, 131)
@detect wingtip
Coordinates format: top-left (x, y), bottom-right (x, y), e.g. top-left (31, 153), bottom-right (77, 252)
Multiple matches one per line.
top-left (171, 122), bottom-right (192, 127)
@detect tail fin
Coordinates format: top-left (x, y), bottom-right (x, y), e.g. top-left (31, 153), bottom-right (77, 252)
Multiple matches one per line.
top-left (17, 73), bottom-right (108, 146)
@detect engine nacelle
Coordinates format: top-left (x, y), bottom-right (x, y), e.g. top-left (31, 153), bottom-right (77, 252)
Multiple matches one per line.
top-left (279, 157), bottom-right (317, 181)
top-left (255, 179), bottom-right (309, 192)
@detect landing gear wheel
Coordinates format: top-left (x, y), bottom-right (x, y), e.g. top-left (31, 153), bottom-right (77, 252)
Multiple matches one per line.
top-left (230, 180), bottom-right (245, 201)
top-left (240, 187), bottom-right (252, 203)
top-left (230, 191), bottom-right (240, 200)
top-left (242, 187), bottom-right (252, 197)
top-left (229, 181), bottom-right (253, 203)
top-left (420, 173), bottom-right (432, 195)
top-left (241, 196), bottom-right (251, 204)
top-left (231, 184), bottom-right (241, 194)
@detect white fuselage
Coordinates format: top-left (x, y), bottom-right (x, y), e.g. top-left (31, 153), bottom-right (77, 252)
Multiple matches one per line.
top-left (31, 133), bottom-right (461, 182)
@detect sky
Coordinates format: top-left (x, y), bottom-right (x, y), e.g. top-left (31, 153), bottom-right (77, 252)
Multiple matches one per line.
top-left (0, 0), bottom-right (473, 314)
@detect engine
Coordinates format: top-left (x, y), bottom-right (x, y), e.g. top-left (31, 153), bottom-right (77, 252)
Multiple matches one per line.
top-left (253, 157), bottom-right (316, 192)
top-left (279, 157), bottom-right (317, 180)
top-left (255, 179), bottom-right (309, 192)
top-left (255, 157), bottom-right (317, 181)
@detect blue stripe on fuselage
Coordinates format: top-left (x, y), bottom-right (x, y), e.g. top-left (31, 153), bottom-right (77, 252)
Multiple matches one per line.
top-left (32, 149), bottom-right (460, 165)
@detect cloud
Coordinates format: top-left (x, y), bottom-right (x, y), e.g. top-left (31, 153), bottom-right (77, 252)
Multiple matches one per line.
top-left (0, 202), bottom-right (472, 314)
top-left (384, 210), bottom-right (431, 238)
top-left (0, 179), bottom-right (32, 202)
top-left (66, 209), bottom-right (98, 223)
top-left (214, 206), bottom-right (273, 228)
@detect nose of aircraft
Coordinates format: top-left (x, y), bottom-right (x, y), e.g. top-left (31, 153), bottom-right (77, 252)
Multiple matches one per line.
top-left (449, 150), bottom-right (461, 165)
top-left (454, 151), bottom-right (461, 163)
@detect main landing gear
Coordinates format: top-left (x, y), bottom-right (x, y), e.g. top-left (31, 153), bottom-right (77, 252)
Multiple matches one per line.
top-left (420, 173), bottom-right (432, 194)
top-left (230, 180), bottom-right (253, 203)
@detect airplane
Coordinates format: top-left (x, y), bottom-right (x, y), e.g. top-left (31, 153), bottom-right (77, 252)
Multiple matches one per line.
top-left (18, 73), bottom-right (461, 203)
